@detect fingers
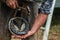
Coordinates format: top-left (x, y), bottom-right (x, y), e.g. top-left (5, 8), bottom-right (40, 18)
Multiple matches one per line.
top-left (12, 31), bottom-right (35, 39)
top-left (12, 1), bottom-right (16, 9)
top-left (15, 0), bottom-right (18, 8)
top-left (21, 34), bottom-right (29, 38)
top-left (20, 31), bottom-right (34, 39)
top-left (22, 31), bottom-right (33, 38)
top-left (12, 0), bottom-right (18, 9)
top-left (6, 0), bottom-right (18, 9)
top-left (12, 34), bottom-right (22, 39)
top-left (12, 34), bottom-right (29, 39)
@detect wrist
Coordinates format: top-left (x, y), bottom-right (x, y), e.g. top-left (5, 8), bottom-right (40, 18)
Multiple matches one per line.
top-left (30, 30), bottom-right (36, 34)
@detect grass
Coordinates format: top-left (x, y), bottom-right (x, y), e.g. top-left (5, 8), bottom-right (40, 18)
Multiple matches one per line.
top-left (48, 8), bottom-right (60, 40)
top-left (48, 25), bottom-right (60, 40)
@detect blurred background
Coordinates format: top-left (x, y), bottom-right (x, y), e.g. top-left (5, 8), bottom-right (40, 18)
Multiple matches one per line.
top-left (37, 0), bottom-right (60, 40)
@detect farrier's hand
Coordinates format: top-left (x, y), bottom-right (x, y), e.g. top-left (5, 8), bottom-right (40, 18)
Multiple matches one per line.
top-left (13, 31), bottom-right (35, 39)
top-left (6, 0), bottom-right (18, 9)
top-left (21, 31), bottom-right (35, 38)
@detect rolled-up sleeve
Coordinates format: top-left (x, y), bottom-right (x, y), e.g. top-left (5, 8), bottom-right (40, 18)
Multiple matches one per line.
top-left (40, 0), bottom-right (53, 14)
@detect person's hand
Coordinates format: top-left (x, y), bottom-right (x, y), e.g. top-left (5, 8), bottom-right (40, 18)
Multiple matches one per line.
top-left (12, 31), bottom-right (35, 39)
top-left (21, 31), bottom-right (35, 38)
top-left (6, 0), bottom-right (18, 9)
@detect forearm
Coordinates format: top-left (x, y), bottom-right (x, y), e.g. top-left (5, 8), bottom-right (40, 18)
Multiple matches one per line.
top-left (30, 13), bottom-right (48, 33)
